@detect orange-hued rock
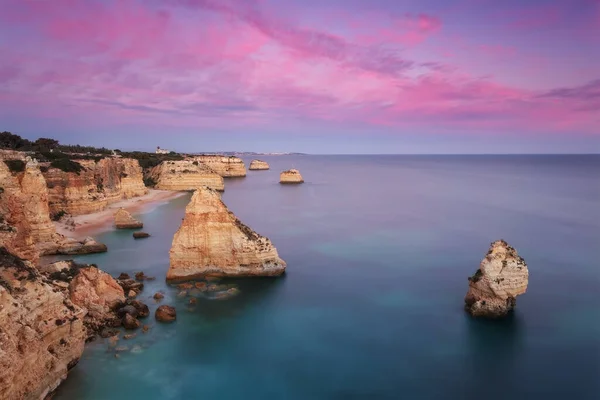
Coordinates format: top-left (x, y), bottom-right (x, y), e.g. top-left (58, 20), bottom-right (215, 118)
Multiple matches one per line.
top-left (0, 159), bottom-right (107, 262)
top-left (43, 157), bottom-right (147, 216)
top-left (279, 169), bottom-right (304, 184)
top-left (249, 160), bottom-right (270, 170)
top-left (168, 187), bottom-right (286, 281)
top-left (114, 208), bottom-right (143, 229)
top-left (464, 240), bottom-right (529, 318)
top-left (69, 266), bottom-right (126, 321)
top-left (192, 155), bottom-right (246, 177)
top-left (149, 160), bottom-right (224, 191)
top-left (0, 248), bottom-right (87, 400)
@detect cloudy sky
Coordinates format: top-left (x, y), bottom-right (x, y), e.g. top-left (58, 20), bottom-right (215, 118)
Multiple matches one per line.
top-left (0, 0), bottom-right (598, 153)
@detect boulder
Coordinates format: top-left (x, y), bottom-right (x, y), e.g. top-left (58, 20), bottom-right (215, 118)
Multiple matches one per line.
top-left (129, 300), bottom-right (150, 318)
top-left (133, 231), bottom-right (150, 239)
top-left (464, 240), bottom-right (529, 318)
top-left (153, 292), bottom-right (164, 300)
top-left (155, 305), bottom-right (177, 323)
top-left (122, 314), bottom-right (141, 330)
top-left (114, 208), bottom-right (143, 229)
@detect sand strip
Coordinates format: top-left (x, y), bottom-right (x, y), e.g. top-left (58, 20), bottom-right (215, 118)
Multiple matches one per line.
top-left (54, 189), bottom-right (186, 237)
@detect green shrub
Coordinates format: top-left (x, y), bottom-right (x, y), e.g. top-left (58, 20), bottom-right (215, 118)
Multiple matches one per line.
top-left (143, 177), bottom-right (157, 187)
top-left (50, 159), bottom-right (84, 174)
top-left (4, 159), bottom-right (26, 173)
top-left (51, 210), bottom-right (67, 221)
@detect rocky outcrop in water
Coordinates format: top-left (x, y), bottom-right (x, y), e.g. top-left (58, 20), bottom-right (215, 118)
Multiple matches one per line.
top-left (0, 248), bottom-right (87, 400)
top-left (249, 160), bottom-right (270, 170)
top-left (43, 157), bottom-right (147, 216)
top-left (148, 160), bottom-right (224, 191)
top-left (114, 208), bottom-right (143, 229)
top-left (168, 187), bottom-right (286, 281)
top-left (279, 169), bottom-right (304, 184)
top-left (464, 240), bottom-right (529, 318)
top-left (0, 159), bottom-right (107, 263)
top-left (192, 155), bottom-right (246, 177)
top-left (155, 305), bottom-right (176, 322)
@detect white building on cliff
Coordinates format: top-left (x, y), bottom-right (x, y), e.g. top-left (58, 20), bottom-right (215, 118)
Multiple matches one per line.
top-left (156, 146), bottom-right (170, 154)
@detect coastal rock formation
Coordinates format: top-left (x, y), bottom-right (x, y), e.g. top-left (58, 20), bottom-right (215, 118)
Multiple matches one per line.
top-left (168, 187), bottom-right (286, 281)
top-left (43, 157), bottom-right (147, 216)
top-left (155, 305), bottom-right (176, 322)
top-left (249, 160), bottom-right (270, 170)
top-left (69, 266), bottom-right (126, 325)
top-left (0, 248), bottom-right (87, 400)
top-left (114, 208), bottom-right (143, 229)
top-left (0, 159), bottom-right (106, 262)
top-left (133, 232), bottom-right (150, 239)
top-left (192, 155), bottom-right (246, 177)
top-left (148, 160), bottom-right (224, 191)
top-left (279, 169), bottom-right (304, 184)
top-left (464, 240), bottom-right (529, 318)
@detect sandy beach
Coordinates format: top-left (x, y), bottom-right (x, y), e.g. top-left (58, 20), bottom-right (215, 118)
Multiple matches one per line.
top-left (55, 189), bottom-right (186, 237)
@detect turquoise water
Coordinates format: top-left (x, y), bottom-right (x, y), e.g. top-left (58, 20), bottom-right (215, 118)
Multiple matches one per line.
top-left (55, 155), bottom-right (600, 400)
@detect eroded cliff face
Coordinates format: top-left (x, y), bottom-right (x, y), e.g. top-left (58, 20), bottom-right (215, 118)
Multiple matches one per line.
top-left (0, 159), bottom-right (107, 262)
top-left (149, 160), bottom-right (224, 191)
top-left (249, 160), bottom-right (270, 170)
top-left (168, 187), bottom-right (286, 281)
top-left (44, 157), bottom-right (147, 216)
top-left (0, 249), bottom-right (87, 400)
top-left (464, 240), bottom-right (529, 318)
top-left (192, 155), bottom-right (247, 177)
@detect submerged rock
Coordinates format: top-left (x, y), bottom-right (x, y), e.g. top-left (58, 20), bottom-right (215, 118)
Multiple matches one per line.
top-left (464, 240), bottom-right (529, 318)
top-left (155, 305), bottom-right (177, 322)
top-left (133, 231), bottom-right (150, 239)
top-left (167, 187), bottom-right (286, 281)
top-left (114, 208), bottom-right (143, 229)
top-left (249, 159), bottom-right (270, 170)
top-left (279, 169), bottom-right (304, 184)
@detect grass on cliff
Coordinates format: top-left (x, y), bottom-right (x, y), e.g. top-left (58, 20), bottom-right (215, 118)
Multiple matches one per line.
top-left (49, 158), bottom-right (84, 174)
top-left (118, 151), bottom-right (184, 170)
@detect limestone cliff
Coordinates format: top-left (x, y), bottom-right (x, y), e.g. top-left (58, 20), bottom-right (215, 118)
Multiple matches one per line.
top-left (0, 248), bottom-right (87, 400)
top-left (249, 160), bottom-right (270, 170)
top-left (280, 169), bottom-right (304, 184)
top-left (149, 160), bottom-right (224, 191)
top-left (464, 240), bottom-right (529, 318)
top-left (192, 155), bottom-right (247, 177)
top-left (0, 159), bottom-right (107, 263)
top-left (44, 157), bottom-right (147, 216)
top-left (168, 187), bottom-right (286, 281)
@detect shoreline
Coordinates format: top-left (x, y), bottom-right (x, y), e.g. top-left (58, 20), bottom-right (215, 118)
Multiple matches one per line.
top-left (55, 189), bottom-right (186, 237)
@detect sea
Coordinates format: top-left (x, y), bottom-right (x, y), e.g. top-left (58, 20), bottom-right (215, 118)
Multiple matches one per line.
top-left (54, 155), bottom-right (600, 400)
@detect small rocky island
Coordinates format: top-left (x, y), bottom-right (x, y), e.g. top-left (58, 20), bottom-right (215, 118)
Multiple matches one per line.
top-left (114, 208), bottom-right (143, 229)
top-left (464, 240), bottom-right (529, 318)
top-left (279, 169), bottom-right (304, 184)
top-left (249, 160), bottom-right (270, 170)
top-left (167, 187), bottom-right (286, 281)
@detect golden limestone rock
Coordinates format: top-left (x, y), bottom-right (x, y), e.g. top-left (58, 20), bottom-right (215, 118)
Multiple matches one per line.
top-left (167, 187), bottom-right (286, 281)
top-left (465, 240), bottom-right (529, 318)
top-left (249, 159), bottom-right (270, 170)
top-left (192, 155), bottom-right (246, 177)
top-left (148, 160), bottom-right (224, 191)
top-left (43, 157), bottom-right (147, 216)
top-left (0, 249), bottom-right (87, 400)
top-left (114, 208), bottom-right (143, 229)
top-left (279, 169), bottom-right (304, 184)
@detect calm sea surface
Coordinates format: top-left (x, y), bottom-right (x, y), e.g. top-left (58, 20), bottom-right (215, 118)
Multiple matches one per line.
top-left (55, 155), bottom-right (600, 400)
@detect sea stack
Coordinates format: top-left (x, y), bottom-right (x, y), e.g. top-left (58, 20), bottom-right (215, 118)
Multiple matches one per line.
top-left (167, 187), bottom-right (286, 281)
top-left (249, 160), bottom-right (270, 170)
top-left (464, 240), bottom-right (529, 318)
top-left (192, 155), bottom-right (246, 177)
top-left (148, 160), bottom-right (224, 191)
top-left (279, 169), bottom-right (304, 184)
top-left (114, 208), bottom-right (143, 229)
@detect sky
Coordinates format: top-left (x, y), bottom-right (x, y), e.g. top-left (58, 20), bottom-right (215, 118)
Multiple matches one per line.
top-left (0, 0), bottom-right (599, 154)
